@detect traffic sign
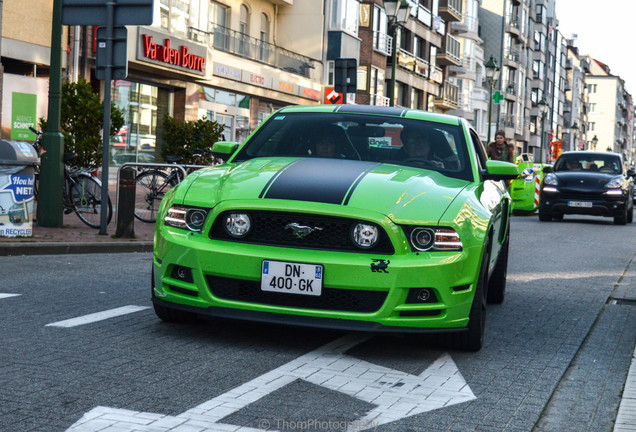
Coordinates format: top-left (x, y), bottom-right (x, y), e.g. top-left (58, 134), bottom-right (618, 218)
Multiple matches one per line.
top-left (325, 88), bottom-right (343, 105)
top-left (95, 26), bottom-right (128, 80)
top-left (61, 0), bottom-right (154, 26)
top-left (492, 91), bottom-right (503, 104)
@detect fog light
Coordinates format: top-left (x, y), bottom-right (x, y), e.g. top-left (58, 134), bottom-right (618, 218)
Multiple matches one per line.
top-left (172, 265), bottom-right (193, 283)
top-left (351, 223), bottom-right (379, 249)
top-left (225, 213), bottom-right (251, 238)
top-left (416, 289), bottom-right (431, 302)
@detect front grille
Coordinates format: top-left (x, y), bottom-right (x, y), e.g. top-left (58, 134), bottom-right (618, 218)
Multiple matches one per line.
top-left (209, 210), bottom-right (394, 254)
top-left (558, 190), bottom-right (606, 201)
top-left (205, 275), bottom-right (388, 313)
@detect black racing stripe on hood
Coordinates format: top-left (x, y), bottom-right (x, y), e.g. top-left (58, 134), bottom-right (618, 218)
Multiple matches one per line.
top-left (258, 160), bottom-right (299, 199)
top-left (263, 159), bottom-right (379, 204)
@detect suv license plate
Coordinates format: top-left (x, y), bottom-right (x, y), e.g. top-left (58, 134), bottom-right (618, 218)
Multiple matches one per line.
top-left (568, 201), bottom-right (593, 208)
top-left (261, 260), bottom-right (323, 296)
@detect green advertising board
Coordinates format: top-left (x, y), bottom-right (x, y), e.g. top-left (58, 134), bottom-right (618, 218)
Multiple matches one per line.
top-left (11, 92), bottom-right (37, 140)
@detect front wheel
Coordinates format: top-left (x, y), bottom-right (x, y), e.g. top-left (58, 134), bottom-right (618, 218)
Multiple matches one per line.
top-left (135, 170), bottom-right (176, 222)
top-left (68, 174), bottom-right (113, 229)
top-left (538, 209), bottom-right (552, 221)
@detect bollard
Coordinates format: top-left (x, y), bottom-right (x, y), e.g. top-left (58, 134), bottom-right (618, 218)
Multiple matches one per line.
top-left (115, 167), bottom-right (136, 238)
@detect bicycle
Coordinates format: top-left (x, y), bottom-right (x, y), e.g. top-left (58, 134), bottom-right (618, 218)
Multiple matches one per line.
top-left (29, 127), bottom-right (113, 229)
top-left (134, 148), bottom-right (214, 223)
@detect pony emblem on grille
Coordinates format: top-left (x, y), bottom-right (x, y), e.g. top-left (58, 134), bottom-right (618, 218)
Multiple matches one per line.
top-left (285, 222), bottom-right (323, 239)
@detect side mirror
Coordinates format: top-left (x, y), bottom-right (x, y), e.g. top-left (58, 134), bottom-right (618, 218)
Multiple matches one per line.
top-left (542, 165), bottom-right (553, 174)
top-left (482, 160), bottom-right (519, 181)
top-left (212, 141), bottom-right (239, 161)
top-left (627, 168), bottom-right (635, 178)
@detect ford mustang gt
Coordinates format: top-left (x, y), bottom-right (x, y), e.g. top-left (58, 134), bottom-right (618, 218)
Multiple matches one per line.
top-left (538, 151), bottom-right (634, 224)
top-left (152, 105), bottom-right (519, 351)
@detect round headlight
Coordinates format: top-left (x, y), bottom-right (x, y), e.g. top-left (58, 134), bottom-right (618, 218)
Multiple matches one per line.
top-left (411, 228), bottom-right (435, 251)
top-left (351, 223), bottom-right (379, 249)
top-left (225, 213), bottom-right (251, 238)
top-left (186, 209), bottom-right (207, 231)
top-left (544, 173), bottom-right (558, 186)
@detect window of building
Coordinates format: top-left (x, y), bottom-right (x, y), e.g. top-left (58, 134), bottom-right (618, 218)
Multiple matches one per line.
top-left (373, 5), bottom-right (389, 53)
top-left (260, 13), bottom-right (270, 61)
top-left (329, 0), bottom-right (360, 36)
top-left (159, 0), bottom-right (190, 36)
top-left (589, 103), bottom-right (597, 113)
top-left (587, 83), bottom-right (597, 93)
top-left (239, 5), bottom-right (250, 55)
top-left (327, 60), bottom-right (335, 85)
top-left (589, 121), bottom-right (596, 131)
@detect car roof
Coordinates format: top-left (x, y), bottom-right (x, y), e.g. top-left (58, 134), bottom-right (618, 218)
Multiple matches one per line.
top-left (559, 151), bottom-right (622, 158)
top-left (276, 104), bottom-right (464, 126)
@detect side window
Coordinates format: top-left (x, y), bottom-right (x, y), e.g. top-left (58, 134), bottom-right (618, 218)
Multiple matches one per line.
top-left (469, 129), bottom-right (487, 170)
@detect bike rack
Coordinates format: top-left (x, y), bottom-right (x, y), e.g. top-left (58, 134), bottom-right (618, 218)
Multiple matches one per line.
top-left (115, 162), bottom-right (210, 225)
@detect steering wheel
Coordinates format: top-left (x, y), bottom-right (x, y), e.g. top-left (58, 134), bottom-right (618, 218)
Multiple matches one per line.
top-left (403, 158), bottom-right (439, 168)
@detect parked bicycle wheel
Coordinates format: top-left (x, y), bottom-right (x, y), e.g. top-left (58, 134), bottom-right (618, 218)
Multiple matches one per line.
top-left (68, 174), bottom-right (113, 228)
top-left (135, 169), bottom-right (177, 222)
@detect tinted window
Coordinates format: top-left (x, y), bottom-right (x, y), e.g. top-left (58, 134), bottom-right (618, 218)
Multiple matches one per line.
top-left (232, 112), bottom-right (473, 181)
top-left (554, 155), bottom-right (621, 174)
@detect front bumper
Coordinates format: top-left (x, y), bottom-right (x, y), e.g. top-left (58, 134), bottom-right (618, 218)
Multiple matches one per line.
top-left (153, 225), bottom-right (483, 332)
top-left (539, 191), bottom-right (628, 217)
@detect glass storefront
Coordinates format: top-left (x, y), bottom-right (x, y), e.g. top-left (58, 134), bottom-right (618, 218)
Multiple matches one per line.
top-left (110, 80), bottom-right (170, 166)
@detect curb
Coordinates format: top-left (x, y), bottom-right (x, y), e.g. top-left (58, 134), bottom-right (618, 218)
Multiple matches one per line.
top-left (1, 241), bottom-right (153, 256)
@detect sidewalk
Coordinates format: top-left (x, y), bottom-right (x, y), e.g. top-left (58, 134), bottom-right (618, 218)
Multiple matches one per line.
top-left (1, 204), bottom-right (154, 256)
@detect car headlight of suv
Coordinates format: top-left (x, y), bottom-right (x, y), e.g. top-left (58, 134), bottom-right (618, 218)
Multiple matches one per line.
top-left (605, 177), bottom-right (623, 189)
top-left (165, 205), bottom-right (209, 232)
top-left (543, 173), bottom-right (558, 186)
top-left (405, 227), bottom-right (463, 252)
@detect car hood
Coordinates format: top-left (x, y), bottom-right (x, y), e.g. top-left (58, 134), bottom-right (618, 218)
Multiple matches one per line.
top-left (181, 157), bottom-right (469, 224)
top-left (553, 171), bottom-right (621, 190)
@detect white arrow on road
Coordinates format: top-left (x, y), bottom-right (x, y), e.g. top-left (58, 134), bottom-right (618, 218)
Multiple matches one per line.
top-left (68, 333), bottom-right (475, 431)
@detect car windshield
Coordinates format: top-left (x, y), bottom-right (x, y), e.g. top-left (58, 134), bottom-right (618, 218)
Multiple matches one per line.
top-left (554, 155), bottom-right (621, 174)
top-left (232, 112), bottom-right (473, 181)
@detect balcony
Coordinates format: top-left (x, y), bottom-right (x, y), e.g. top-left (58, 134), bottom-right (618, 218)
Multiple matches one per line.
top-left (434, 81), bottom-right (460, 110)
top-left (504, 82), bottom-right (517, 101)
top-left (373, 31), bottom-right (392, 57)
top-left (207, 24), bottom-right (314, 77)
top-left (431, 66), bottom-right (444, 84)
top-left (371, 94), bottom-right (390, 107)
top-left (438, 0), bottom-right (463, 22)
top-left (504, 49), bottom-right (520, 68)
top-left (397, 48), bottom-right (417, 72)
top-left (436, 34), bottom-right (461, 66)
top-left (564, 100), bottom-right (572, 113)
top-left (505, 14), bottom-right (521, 38)
top-left (451, 15), bottom-right (478, 36)
top-left (565, 58), bottom-right (573, 70)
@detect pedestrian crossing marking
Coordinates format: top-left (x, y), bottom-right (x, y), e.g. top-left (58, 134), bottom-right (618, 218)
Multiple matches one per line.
top-left (46, 305), bottom-right (150, 328)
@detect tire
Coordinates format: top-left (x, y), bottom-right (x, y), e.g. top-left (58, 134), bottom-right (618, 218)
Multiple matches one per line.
top-left (487, 235), bottom-right (509, 304)
top-left (614, 206), bottom-right (628, 225)
top-left (151, 269), bottom-right (198, 323)
top-left (538, 209), bottom-right (552, 221)
top-left (455, 239), bottom-right (489, 352)
top-left (627, 204), bottom-right (633, 224)
top-left (69, 174), bottom-right (113, 229)
top-left (135, 170), bottom-right (175, 223)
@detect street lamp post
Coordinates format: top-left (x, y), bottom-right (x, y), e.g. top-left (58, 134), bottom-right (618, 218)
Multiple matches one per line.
top-left (591, 135), bottom-right (598, 151)
top-left (538, 98), bottom-right (549, 163)
top-left (570, 122), bottom-right (579, 151)
top-left (485, 56), bottom-right (500, 144)
top-left (385, 0), bottom-right (411, 107)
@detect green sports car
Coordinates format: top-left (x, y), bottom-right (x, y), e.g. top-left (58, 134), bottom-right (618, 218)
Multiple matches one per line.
top-left (152, 105), bottom-right (518, 351)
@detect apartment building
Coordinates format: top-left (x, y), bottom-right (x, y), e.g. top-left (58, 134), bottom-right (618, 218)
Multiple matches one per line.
top-left (562, 38), bottom-right (589, 152)
top-left (585, 56), bottom-right (633, 164)
top-left (447, 0), bottom-right (489, 140)
top-left (479, 0), bottom-right (535, 156)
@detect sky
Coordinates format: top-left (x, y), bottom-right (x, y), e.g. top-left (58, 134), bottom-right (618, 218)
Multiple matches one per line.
top-left (554, 0), bottom-right (636, 96)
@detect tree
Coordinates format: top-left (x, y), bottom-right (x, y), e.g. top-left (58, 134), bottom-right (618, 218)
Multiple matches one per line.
top-left (160, 114), bottom-right (225, 164)
top-left (41, 78), bottom-right (124, 168)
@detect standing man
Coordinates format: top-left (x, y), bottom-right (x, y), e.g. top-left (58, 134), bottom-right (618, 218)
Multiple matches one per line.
top-left (487, 129), bottom-right (515, 163)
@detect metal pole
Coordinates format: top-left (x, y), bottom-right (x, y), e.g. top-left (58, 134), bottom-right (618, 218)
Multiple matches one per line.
top-left (540, 114), bottom-right (545, 163)
top-left (487, 81), bottom-right (493, 144)
top-left (38, 0), bottom-right (64, 227)
top-left (99, 0), bottom-right (115, 235)
top-left (389, 23), bottom-right (397, 107)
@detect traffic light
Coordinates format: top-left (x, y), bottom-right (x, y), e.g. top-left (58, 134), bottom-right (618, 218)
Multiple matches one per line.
top-left (334, 58), bottom-right (357, 95)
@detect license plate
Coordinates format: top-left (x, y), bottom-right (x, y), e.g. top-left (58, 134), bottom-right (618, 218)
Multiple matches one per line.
top-left (261, 260), bottom-right (323, 296)
top-left (568, 201), bottom-right (593, 208)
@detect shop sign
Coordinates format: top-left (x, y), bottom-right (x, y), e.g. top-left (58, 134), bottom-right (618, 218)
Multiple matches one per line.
top-left (137, 29), bottom-right (206, 76)
top-left (276, 80), bottom-right (296, 95)
top-left (300, 87), bottom-right (321, 101)
top-left (242, 71), bottom-right (270, 88)
top-left (11, 93), bottom-right (37, 140)
top-left (213, 63), bottom-right (241, 81)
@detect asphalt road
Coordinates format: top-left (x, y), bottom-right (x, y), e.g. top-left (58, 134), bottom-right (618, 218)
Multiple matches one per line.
top-left (1, 213), bottom-right (635, 432)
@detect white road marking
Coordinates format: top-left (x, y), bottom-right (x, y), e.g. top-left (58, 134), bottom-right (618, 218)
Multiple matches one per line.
top-left (0, 293), bottom-right (21, 299)
top-left (68, 333), bottom-right (475, 431)
top-left (46, 305), bottom-right (150, 328)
